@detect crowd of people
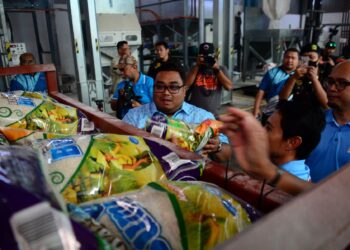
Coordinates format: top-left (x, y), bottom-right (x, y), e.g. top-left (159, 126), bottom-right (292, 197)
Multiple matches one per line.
top-left (9, 40), bottom-right (350, 196)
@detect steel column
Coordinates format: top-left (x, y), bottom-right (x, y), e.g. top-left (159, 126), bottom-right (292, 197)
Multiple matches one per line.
top-left (68, 0), bottom-right (89, 105)
top-left (87, 0), bottom-right (104, 105)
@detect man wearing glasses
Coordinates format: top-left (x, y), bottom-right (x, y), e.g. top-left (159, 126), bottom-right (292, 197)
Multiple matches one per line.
top-left (110, 55), bottom-right (154, 119)
top-left (305, 61), bottom-right (350, 182)
top-left (122, 63), bottom-right (232, 161)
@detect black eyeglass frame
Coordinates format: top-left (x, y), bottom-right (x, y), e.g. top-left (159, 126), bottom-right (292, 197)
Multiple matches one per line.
top-left (153, 84), bottom-right (185, 94)
top-left (325, 78), bottom-right (350, 91)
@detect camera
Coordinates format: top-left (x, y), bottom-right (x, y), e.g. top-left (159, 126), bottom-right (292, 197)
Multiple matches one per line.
top-left (308, 60), bottom-right (318, 67)
top-left (116, 82), bottom-right (141, 119)
top-left (203, 55), bottom-right (216, 67)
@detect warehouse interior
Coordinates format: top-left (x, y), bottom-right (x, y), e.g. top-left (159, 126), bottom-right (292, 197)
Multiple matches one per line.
top-left (0, 0), bottom-right (350, 249)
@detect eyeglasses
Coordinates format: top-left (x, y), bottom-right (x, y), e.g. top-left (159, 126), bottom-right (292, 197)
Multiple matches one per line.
top-left (154, 84), bottom-right (185, 94)
top-left (325, 78), bottom-right (350, 91)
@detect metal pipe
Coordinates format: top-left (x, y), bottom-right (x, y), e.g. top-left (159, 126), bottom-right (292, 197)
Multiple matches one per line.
top-left (198, 0), bottom-right (204, 44)
top-left (135, 0), bottom-right (182, 9)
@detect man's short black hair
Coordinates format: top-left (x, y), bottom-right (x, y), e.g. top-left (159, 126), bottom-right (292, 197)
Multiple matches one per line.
top-left (284, 48), bottom-right (299, 56)
top-left (154, 62), bottom-right (186, 83)
top-left (155, 41), bottom-right (169, 49)
top-left (117, 41), bottom-right (128, 50)
top-left (277, 100), bottom-right (325, 159)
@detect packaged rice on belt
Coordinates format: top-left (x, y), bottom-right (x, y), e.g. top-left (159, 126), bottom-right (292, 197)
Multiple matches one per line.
top-left (0, 127), bottom-right (69, 146)
top-left (0, 145), bottom-right (64, 209)
top-left (145, 112), bottom-right (222, 152)
top-left (68, 181), bottom-right (251, 250)
top-left (35, 134), bottom-right (204, 204)
top-left (0, 91), bottom-right (94, 134)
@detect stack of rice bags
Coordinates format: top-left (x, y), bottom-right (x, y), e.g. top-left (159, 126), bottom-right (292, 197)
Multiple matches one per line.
top-left (0, 91), bottom-right (256, 250)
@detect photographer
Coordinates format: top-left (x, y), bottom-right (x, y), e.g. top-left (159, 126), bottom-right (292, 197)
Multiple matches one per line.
top-left (279, 44), bottom-right (328, 109)
top-left (185, 42), bottom-right (233, 117)
top-left (111, 55), bottom-right (154, 119)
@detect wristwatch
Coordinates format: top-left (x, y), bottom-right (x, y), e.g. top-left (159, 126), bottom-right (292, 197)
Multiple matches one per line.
top-left (215, 141), bottom-right (222, 153)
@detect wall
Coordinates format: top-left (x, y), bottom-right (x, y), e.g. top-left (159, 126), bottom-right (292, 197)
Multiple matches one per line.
top-left (7, 4), bottom-right (76, 76)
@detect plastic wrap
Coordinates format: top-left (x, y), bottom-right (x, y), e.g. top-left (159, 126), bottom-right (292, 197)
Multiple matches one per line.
top-left (145, 113), bottom-right (222, 152)
top-left (0, 91), bottom-right (94, 134)
top-left (68, 181), bottom-right (251, 250)
top-left (34, 134), bottom-right (204, 204)
top-left (0, 146), bottom-right (111, 250)
top-left (0, 127), bottom-right (69, 146)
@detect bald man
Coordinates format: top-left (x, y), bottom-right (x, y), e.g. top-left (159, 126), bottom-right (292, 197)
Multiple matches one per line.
top-left (306, 61), bottom-right (350, 182)
top-left (9, 52), bottom-right (47, 92)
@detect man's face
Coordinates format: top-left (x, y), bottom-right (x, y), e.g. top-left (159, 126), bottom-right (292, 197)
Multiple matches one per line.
top-left (265, 111), bottom-right (287, 162)
top-left (325, 47), bottom-right (335, 56)
top-left (155, 45), bottom-right (169, 60)
top-left (20, 55), bottom-right (35, 66)
top-left (282, 51), bottom-right (299, 71)
top-left (119, 63), bottom-right (136, 80)
top-left (327, 62), bottom-right (350, 110)
top-left (303, 51), bottom-right (319, 62)
top-left (153, 71), bottom-right (187, 116)
top-left (118, 44), bottom-right (130, 57)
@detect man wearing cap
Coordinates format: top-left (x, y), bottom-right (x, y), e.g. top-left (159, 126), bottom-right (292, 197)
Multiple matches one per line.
top-left (110, 41), bottom-right (131, 94)
top-left (185, 42), bottom-right (233, 117)
top-left (319, 41), bottom-right (337, 82)
top-left (279, 44), bottom-right (328, 108)
top-left (110, 55), bottom-right (154, 119)
top-left (252, 48), bottom-right (299, 123)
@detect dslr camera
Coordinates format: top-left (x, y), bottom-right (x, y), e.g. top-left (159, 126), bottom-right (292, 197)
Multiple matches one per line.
top-left (203, 55), bottom-right (216, 67)
top-left (199, 42), bottom-right (216, 67)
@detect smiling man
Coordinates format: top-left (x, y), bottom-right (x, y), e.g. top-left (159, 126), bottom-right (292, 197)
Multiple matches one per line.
top-left (123, 63), bottom-right (231, 161)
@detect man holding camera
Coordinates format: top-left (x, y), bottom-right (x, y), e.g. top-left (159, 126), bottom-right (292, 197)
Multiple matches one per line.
top-left (252, 48), bottom-right (299, 123)
top-left (185, 43), bottom-right (233, 117)
top-left (279, 44), bottom-right (328, 108)
top-left (110, 55), bottom-right (154, 119)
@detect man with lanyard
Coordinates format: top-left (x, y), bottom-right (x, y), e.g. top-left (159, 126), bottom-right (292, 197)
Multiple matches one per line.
top-left (10, 52), bottom-right (47, 92)
top-left (123, 63), bottom-right (232, 162)
top-left (110, 55), bottom-right (154, 119)
top-left (185, 42), bottom-right (233, 117)
top-left (253, 48), bottom-right (299, 124)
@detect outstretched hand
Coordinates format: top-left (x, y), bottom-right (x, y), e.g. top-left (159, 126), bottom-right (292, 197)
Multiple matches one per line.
top-left (219, 107), bottom-right (275, 181)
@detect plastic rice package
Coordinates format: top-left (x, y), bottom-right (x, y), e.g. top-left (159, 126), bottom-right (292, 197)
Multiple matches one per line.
top-left (68, 181), bottom-right (252, 250)
top-left (0, 145), bottom-right (113, 250)
top-left (0, 126), bottom-right (69, 146)
top-left (35, 134), bottom-right (204, 204)
top-left (145, 112), bottom-right (222, 152)
top-left (0, 91), bottom-right (94, 134)
top-left (0, 145), bottom-right (64, 209)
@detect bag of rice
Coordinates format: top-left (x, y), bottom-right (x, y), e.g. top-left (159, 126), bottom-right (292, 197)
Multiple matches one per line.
top-left (0, 91), bottom-right (94, 134)
top-left (35, 134), bottom-right (204, 204)
top-left (68, 181), bottom-right (252, 250)
top-left (145, 113), bottom-right (222, 152)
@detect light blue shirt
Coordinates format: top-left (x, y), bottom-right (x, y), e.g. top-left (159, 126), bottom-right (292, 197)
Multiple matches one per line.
top-left (112, 73), bottom-right (154, 104)
top-left (279, 160), bottom-right (311, 181)
top-left (123, 102), bottom-right (229, 144)
top-left (259, 66), bottom-right (292, 101)
top-left (306, 109), bottom-right (350, 182)
top-left (10, 72), bottom-right (47, 92)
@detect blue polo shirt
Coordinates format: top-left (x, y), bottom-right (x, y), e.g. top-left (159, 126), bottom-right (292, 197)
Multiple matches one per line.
top-left (10, 72), bottom-right (47, 92)
top-left (306, 109), bottom-right (350, 182)
top-left (122, 101), bottom-right (229, 144)
top-left (279, 160), bottom-right (311, 181)
top-left (259, 66), bottom-right (292, 101)
top-left (112, 72), bottom-right (154, 104)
